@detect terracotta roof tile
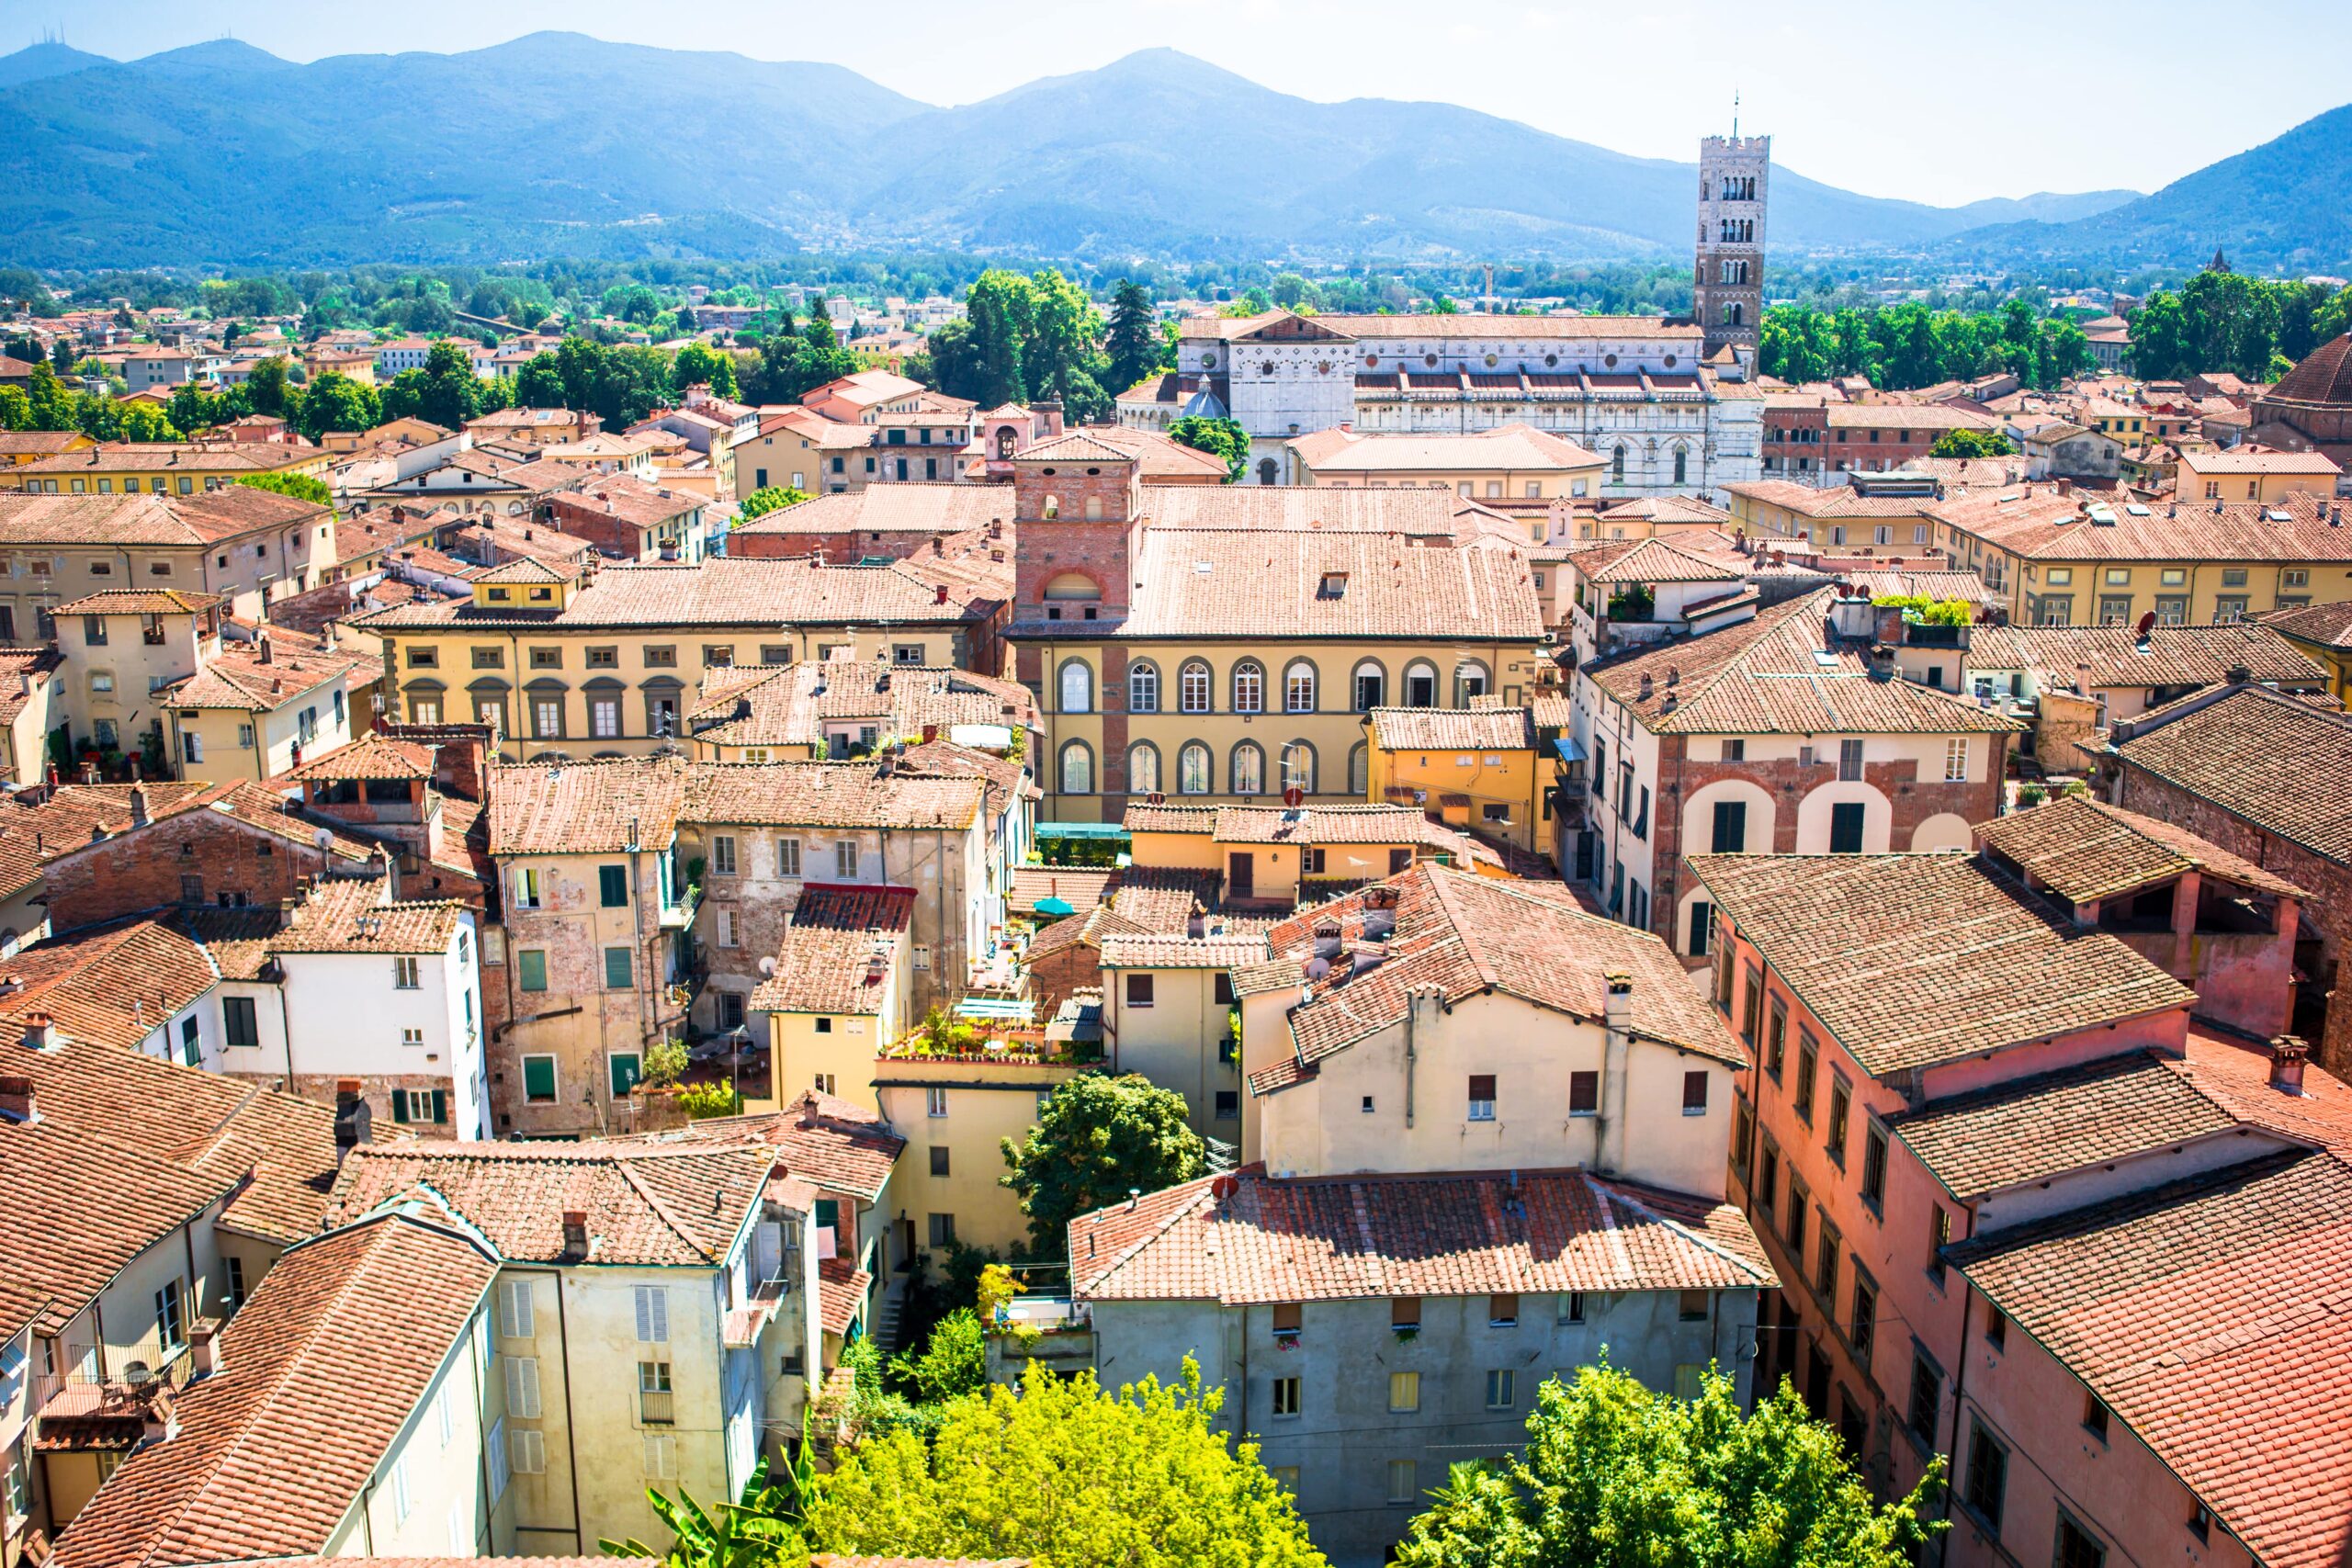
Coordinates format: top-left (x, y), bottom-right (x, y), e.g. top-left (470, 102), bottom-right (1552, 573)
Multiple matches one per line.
top-left (1574, 536), bottom-right (1746, 585)
top-left (1368, 706), bottom-right (1537, 750)
top-left (0, 783), bottom-right (209, 899)
top-left (356, 556), bottom-right (987, 632)
top-left (686, 662), bottom-right (1035, 750)
top-left (684, 761), bottom-right (980, 830)
top-left (0, 487), bottom-right (323, 547)
top-left (283, 733), bottom-right (438, 783)
top-left (748, 885), bottom-right (913, 1016)
top-left (1687, 852), bottom-right (2195, 1076)
top-left (488, 756), bottom-right (688, 855)
top-left (1070, 1166), bottom-right (1772, 1304)
top-left (1949, 1149), bottom-right (2352, 1568)
top-left (1110, 529), bottom-right (1542, 641)
top-left (1935, 487), bottom-right (2352, 563)
top-left (1973, 794), bottom-right (2307, 903)
top-left (652, 1089), bottom-right (905, 1202)
top-left (51, 1214), bottom-right (500, 1568)
top-left (2107, 685), bottom-right (2352, 863)
top-left (268, 877), bottom-right (469, 956)
top-left (1965, 623), bottom-right (2324, 692)
top-left (1097, 935), bottom-right (1271, 970)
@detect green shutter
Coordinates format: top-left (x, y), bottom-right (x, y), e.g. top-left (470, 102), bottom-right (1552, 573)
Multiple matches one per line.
top-left (604, 946), bottom-right (633, 989)
top-left (517, 950), bottom-right (548, 993)
top-left (610, 1054), bottom-right (641, 1096)
top-left (599, 865), bottom-right (628, 907)
top-left (430, 1089), bottom-right (447, 1123)
top-left (523, 1056), bottom-right (556, 1101)
top-left (814, 1199), bottom-right (839, 1229)
top-left (391, 1092), bottom-right (410, 1124)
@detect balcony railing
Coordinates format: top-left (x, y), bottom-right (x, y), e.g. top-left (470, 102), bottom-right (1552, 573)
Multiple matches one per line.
top-left (639, 1389), bottom-right (674, 1425)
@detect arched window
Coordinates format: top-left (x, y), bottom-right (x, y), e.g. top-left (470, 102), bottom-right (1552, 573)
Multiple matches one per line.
top-left (1727, 302), bottom-right (1744, 328)
top-left (1283, 660), bottom-right (1317, 714)
top-left (1043, 570), bottom-right (1100, 603)
top-left (1453, 659), bottom-right (1490, 706)
top-left (1128, 661), bottom-right (1159, 714)
top-left (995, 428), bottom-right (1017, 459)
top-left (1256, 457), bottom-right (1279, 486)
top-left (1178, 741), bottom-right (1212, 795)
top-left (1230, 742), bottom-right (1265, 795)
top-left (1041, 494), bottom-right (1058, 519)
top-left (1058, 740), bottom-right (1093, 795)
top-left (1281, 739), bottom-right (1317, 795)
top-left (1232, 660), bottom-right (1264, 714)
top-left (1057, 659), bottom-right (1093, 714)
top-left (1179, 660), bottom-right (1211, 714)
top-left (1403, 660), bottom-right (1439, 708)
top-left (1611, 446), bottom-right (1627, 482)
top-left (1672, 446), bottom-right (1689, 485)
top-left (1348, 741), bottom-right (1370, 797)
top-left (1127, 741), bottom-right (1161, 795)
top-left (1352, 660), bottom-right (1386, 712)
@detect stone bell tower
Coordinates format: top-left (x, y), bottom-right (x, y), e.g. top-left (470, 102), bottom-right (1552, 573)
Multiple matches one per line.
top-left (1694, 130), bottom-right (1770, 360)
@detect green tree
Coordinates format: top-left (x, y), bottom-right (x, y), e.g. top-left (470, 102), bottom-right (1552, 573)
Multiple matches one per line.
top-left (1025, 268), bottom-right (1112, 422)
top-left (1396, 1362), bottom-right (1943, 1568)
top-left (0, 387), bottom-right (28, 431)
top-left (245, 355), bottom-right (292, 417)
top-left (1168, 415), bottom-right (1251, 484)
top-left (735, 485), bottom-right (808, 524)
top-left (235, 470), bottom-right (333, 507)
top-left (889, 1307), bottom-right (986, 1405)
top-left (377, 367), bottom-right (432, 423)
top-left (1928, 427), bottom-right (2015, 459)
top-left (672, 341), bottom-right (740, 400)
top-left (1001, 1073), bottom-right (1205, 1258)
top-left (800, 1361), bottom-right (1323, 1568)
top-left (22, 364), bottom-right (78, 432)
top-left (515, 351), bottom-right (568, 409)
top-left (48, 340), bottom-right (76, 374)
top-left (602, 283), bottom-right (662, 324)
top-left (1105, 279), bottom-right (1161, 396)
top-left (962, 270), bottom-right (1035, 408)
top-left (115, 402), bottom-right (181, 443)
top-left (293, 371), bottom-right (380, 441)
top-left (406, 340), bottom-right (485, 430)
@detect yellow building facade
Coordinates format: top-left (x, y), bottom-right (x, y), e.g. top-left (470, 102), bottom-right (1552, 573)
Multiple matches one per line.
top-left (1362, 706), bottom-right (1546, 853)
top-left (0, 441), bottom-right (331, 495)
top-left (874, 1050), bottom-right (1089, 1264)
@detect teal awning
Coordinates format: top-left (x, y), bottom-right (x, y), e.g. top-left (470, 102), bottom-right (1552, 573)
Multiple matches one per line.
top-left (1037, 822), bottom-right (1128, 840)
top-left (1552, 737), bottom-right (1588, 764)
top-left (1034, 896), bottom-right (1077, 918)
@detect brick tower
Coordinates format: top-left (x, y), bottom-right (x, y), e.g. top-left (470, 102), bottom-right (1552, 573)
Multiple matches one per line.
top-left (1694, 132), bottom-right (1770, 360)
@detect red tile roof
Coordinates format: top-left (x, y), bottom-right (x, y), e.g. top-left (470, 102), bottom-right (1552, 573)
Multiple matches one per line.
top-left (1950, 1149), bottom-right (2352, 1568)
top-left (654, 1089), bottom-right (905, 1202)
top-left (1973, 794), bottom-right (2307, 903)
top-left (1367, 706), bottom-right (1537, 751)
top-left (1008, 865), bottom-right (1121, 916)
top-left (749, 885), bottom-right (914, 1016)
top-left (1114, 529), bottom-right (1542, 641)
top-left (1688, 852), bottom-right (2195, 1076)
top-left (1964, 622), bottom-right (2324, 692)
top-left (684, 761), bottom-right (981, 831)
top-left (488, 756), bottom-right (688, 855)
top-left (2107, 685), bottom-right (2352, 864)
top-left (51, 1213), bottom-right (500, 1568)
top-left (1070, 1166), bottom-right (1772, 1304)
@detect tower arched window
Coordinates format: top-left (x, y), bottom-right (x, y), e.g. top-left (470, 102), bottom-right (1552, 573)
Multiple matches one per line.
top-left (1057, 660), bottom-right (1093, 714)
top-left (1281, 739), bottom-right (1317, 795)
top-left (1180, 660), bottom-right (1211, 714)
top-left (995, 428), bottom-right (1016, 459)
top-left (1128, 660), bottom-right (1159, 714)
top-left (1283, 660), bottom-right (1317, 714)
top-left (1126, 741), bottom-right (1161, 795)
top-left (1057, 740), bottom-right (1093, 795)
top-left (1230, 742), bottom-right (1265, 795)
top-left (1347, 741), bottom-right (1370, 796)
top-left (1673, 446), bottom-right (1689, 485)
top-left (1611, 446), bottom-right (1628, 482)
top-left (1257, 457), bottom-right (1279, 486)
top-left (1351, 660), bottom-right (1386, 712)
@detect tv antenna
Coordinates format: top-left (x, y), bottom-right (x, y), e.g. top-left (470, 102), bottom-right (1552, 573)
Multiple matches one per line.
top-left (1732, 89), bottom-right (1740, 140)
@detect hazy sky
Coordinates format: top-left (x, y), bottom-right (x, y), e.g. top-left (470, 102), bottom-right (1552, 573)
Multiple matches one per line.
top-left (12, 0), bottom-right (2344, 206)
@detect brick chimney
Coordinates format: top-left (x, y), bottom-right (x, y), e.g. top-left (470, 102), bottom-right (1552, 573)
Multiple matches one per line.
top-left (0, 1074), bottom-right (34, 1123)
top-left (129, 784), bottom-right (150, 829)
top-left (333, 1080), bottom-right (371, 1161)
top-left (20, 1013), bottom-right (58, 1053)
top-left (188, 1319), bottom-right (224, 1379)
top-left (2270, 1035), bottom-right (2309, 1095)
top-left (1602, 970), bottom-right (1633, 1030)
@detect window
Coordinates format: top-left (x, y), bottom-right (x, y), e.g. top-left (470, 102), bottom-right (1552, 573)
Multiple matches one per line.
top-left (1488, 1292), bottom-right (1518, 1326)
top-left (1272, 1376), bottom-right (1301, 1416)
top-left (2188, 1506), bottom-right (2212, 1545)
top-left (1825, 1079), bottom-right (1849, 1164)
top-left (604, 946), bottom-right (633, 989)
top-left (1906, 1350), bottom-right (1942, 1444)
top-left (1232, 660), bottom-right (1263, 713)
top-left (154, 1279), bottom-right (186, 1352)
top-left (1829, 802), bottom-right (1866, 853)
top-left (599, 864), bottom-right (628, 907)
top-left (928, 1213), bottom-right (956, 1247)
top-left (390, 1453), bottom-right (413, 1523)
top-left (1861, 1124), bottom-right (1888, 1207)
top-left (1230, 742), bottom-right (1263, 795)
top-left (1271, 1301), bottom-right (1303, 1337)
top-left (2057, 1518), bottom-right (2106, 1568)
top-left (1179, 660), bottom-right (1210, 713)
top-left (522, 1055), bottom-right (556, 1103)
top-left (610, 1053), bottom-right (642, 1097)
top-left (1485, 1369), bottom-right (1516, 1409)
top-left (1467, 1074), bottom-right (1497, 1121)
top-left (1128, 662), bottom-right (1159, 713)
top-left (927, 1145), bottom-right (951, 1179)
top-left (1386, 1459), bottom-right (1418, 1506)
top-left (179, 1013), bottom-right (200, 1066)
top-left (1125, 972), bottom-right (1155, 1009)
top-left (1058, 740), bottom-right (1093, 795)
top-left (393, 955), bottom-right (420, 989)
top-left (82, 614), bottom-right (106, 647)
top-left (1682, 1070), bottom-right (1709, 1114)
top-left (224, 1255), bottom-right (246, 1309)
top-left (710, 834), bottom-right (738, 876)
top-left (630, 1284), bottom-right (671, 1344)
top-left (1283, 660), bottom-right (1316, 713)
top-left (2082, 1393), bottom-right (2109, 1441)
top-left (517, 950), bottom-right (548, 993)
top-left (1963, 1420), bottom-right (2007, 1529)
top-left (638, 1359), bottom-right (673, 1423)
top-left (1178, 742), bottom-right (1211, 795)
top-left (1764, 1004), bottom-right (1785, 1076)
top-left (1689, 898), bottom-right (1712, 958)
top-left (1214, 1089), bottom-right (1239, 1119)
top-left (926, 1086), bottom-right (949, 1118)
top-left (224, 993), bottom-right (265, 1047)
top-left (1711, 798), bottom-right (1747, 852)
top-left (1837, 739), bottom-right (1864, 781)
top-left (1943, 738), bottom-right (1968, 783)
top-left (1057, 660), bottom-right (1092, 714)
top-left (1849, 1275), bottom-right (1876, 1366)
top-left (1928, 1205), bottom-right (1952, 1283)
top-left (1352, 661), bottom-right (1385, 712)
top-left (1569, 1070), bottom-right (1599, 1114)
top-left (835, 840), bottom-right (859, 878)
top-left (1986, 1308), bottom-right (2006, 1351)
top-left (715, 907), bottom-right (739, 948)
top-left (1815, 1221), bottom-right (1840, 1302)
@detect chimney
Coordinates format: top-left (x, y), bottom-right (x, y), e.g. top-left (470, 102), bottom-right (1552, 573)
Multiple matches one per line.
top-left (188, 1319), bottom-right (223, 1379)
top-left (0, 1075), bottom-right (34, 1123)
top-left (255, 632), bottom-right (272, 664)
top-left (933, 583), bottom-right (949, 604)
top-left (19, 1014), bottom-right (58, 1053)
top-left (932, 535), bottom-right (944, 557)
top-left (2056, 478), bottom-right (2073, 497)
top-left (800, 1093), bottom-right (821, 1129)
top-left (141, 1386), bottom-right (180, 1447)
top-left (1602, 970), bottom-right (1633, 1030)
top-left (922, 723), bottom-right (938, 744)
top-left (333, 1080), bottom-right (371, 1160)
top-left (560, 1210), bottom-right (589, 1256)
top-left (2270, 1035), bottom-right (2309, 1095)
top-left (2226, 663), bottom-right (2251, 685)
top-left (129, 784), bottom-right (150, 829)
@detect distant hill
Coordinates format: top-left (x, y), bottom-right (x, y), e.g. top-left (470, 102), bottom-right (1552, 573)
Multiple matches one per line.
top-left (0, 33), bottom-right (2266, 271)
top-left (1941, 105), bottom-right (2352, 273)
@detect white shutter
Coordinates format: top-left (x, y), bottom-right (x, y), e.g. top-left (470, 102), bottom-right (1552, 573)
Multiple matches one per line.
top-left (510, 1426), bottom-right (546, 1475)
top-left (634, 1285), bottom-right (669, 1343)
top-left (447, 1496), bottom-right (469, 1554)
top-left (643, 1432), bottom-right (677, 1479)
top-left (503, 1355), bottom-right (541, 1418)
top-left (486, 1416), bottom-right (510, 1502)
top-left (498, 1280), bottom-right (533, 1340)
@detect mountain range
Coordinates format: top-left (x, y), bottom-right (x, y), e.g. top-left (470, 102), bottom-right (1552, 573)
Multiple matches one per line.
top-left (0, 32), bottom-right (2335, 272)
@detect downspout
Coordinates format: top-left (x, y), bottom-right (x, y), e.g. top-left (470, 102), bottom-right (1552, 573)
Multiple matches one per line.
top-left (1401, 987), bottom-right (1419, 1129)
top-left (1939, 1282), bottom-right (1973, 1562)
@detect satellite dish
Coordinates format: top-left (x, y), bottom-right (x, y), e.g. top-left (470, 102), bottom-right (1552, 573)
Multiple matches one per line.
top-left (313, 827), bottom-right (334, 851)
top-left (758, 956), bottom-right (777, 976)
top-left (1283, 786), bottom-right (1305, 807)
top-left (2134, 610), bottom-right (2157, 637)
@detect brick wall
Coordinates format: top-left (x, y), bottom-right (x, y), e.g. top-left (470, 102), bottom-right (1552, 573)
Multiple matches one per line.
top-left (729, 529), bottom-right (939, 564)
top-left (46, 811), bottom-right (362, 931)
top-left (2109, 763), bottom-right (2352, 1072)
top-left (275, 1070), bottom-right (463, 1139)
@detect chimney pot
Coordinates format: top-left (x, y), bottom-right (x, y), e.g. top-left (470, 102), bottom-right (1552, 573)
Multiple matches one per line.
top-left (19, 1014), bottom-right (58, 1053)
top-left (2270, 1035), bottom-right (2309, 1095)
top-left (0, 1074), bottom-right (35, 1123)
top-left (188, 1320), bottom-right (223, 1379)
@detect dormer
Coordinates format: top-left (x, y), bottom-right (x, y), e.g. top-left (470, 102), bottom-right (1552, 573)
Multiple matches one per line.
top-left (470, 557), bottom-right (571, 611)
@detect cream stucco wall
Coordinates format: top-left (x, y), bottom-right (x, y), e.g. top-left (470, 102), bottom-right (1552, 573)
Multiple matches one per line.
top-left (877, 1055), bottom-right (1083, 1267)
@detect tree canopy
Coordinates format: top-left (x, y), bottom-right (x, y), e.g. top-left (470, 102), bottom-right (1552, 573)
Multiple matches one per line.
top-left (798, 1362), bottom-right (1323, 1568)
top-left (1105, 278), bottom-right (1162, 396)
top-left (235, 470), bottom-right (333, 508)
top-left (2127, 273), bottom-right (2351, 380)
top-left (1000, 1073), bottom-right (1206, 1258)
top-left (735, 485), bottom-right (809, 525)
top-left (1757, 299), bottom-right (2090, 390)
top-left (1396, 1362), bottom-right (1943, 1568)
top-left (927, 269), bottom-right (1115, 422)
top-left (1928, 426), bottom-right (2015, 458)
top-left (1168, 415), bottom-right (1251, 483)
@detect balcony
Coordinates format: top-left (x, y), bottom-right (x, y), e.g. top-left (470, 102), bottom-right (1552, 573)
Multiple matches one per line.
top-left (639, 1388), bottom-right (674, 1425)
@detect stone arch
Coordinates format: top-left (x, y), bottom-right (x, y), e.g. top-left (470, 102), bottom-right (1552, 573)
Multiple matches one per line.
top-left (1682, 778), bottom-right (1778, 856)
top-left (1794, 780), bottom-right (1894, 853)
top-left (1910, 811), bottom-right (1973, 852)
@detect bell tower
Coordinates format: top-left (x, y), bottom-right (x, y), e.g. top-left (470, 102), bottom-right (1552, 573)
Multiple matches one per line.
top-left (1694, 128), bottom-right (1770, 361)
